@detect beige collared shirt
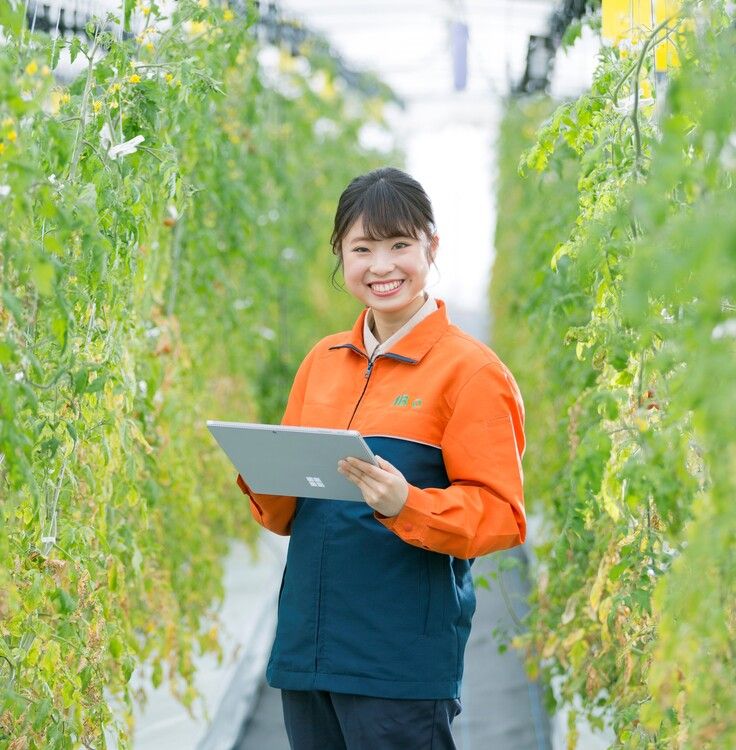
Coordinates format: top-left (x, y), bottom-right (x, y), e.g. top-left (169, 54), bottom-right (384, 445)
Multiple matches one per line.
top-left (363, 292), bottom-right (438, 360)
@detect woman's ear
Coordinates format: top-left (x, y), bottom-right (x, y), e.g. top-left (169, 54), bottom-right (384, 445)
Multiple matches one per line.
top-left (429, 233), bottom-right (439, 264)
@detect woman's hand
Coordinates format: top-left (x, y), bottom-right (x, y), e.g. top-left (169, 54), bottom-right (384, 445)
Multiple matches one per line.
top-left (337, 455), bottom-right (409, 517)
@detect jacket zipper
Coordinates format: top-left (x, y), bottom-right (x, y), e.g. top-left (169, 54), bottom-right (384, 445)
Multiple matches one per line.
top-left (347, 355), bottom-right (379, 429)
top-left (327, 343), bottom-right (419, 430)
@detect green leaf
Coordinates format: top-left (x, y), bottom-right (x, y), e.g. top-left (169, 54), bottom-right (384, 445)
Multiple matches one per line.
top-left (51, 39), bottom-right (62, 69)
top-left (0, 340), bottom-right (15, 363)
top-left (124, 0), bottom-right (135, 31)
top-left (32, 698), bottom-right (53, 730)
top-left (562, 18), bottom-right (582, 49)
top-left (43, 234), bottom-right (63, 255)
top-left (65, 421), bottom-right (78, 442)
top-left (69, 37), bottom-right (82, 65)
top-left (80, 664), bottom-right (93, 690)
top-left (122, 655), bottom-right (135, 683)
top-left (53, 587), bottom-right (77, 615)
top-left (152, 660), bottom-right (163, 688)
top-left (50, 312), bottom-right (68, 347)
top-left (0, 0), bottom-right (27, 36)
top-left (609, 561), bottom-right (628, 582)
top-left (30, 261), bottom-right (55, 296)
top-left (77, 182), bottom-right (97, 209)
top-left (73, 368), bottom-right (88, 395)
top-left (2, 290), bottom-right (24, 324)
top-left (87, 374), bottom-right (107, 393)
top-left (109, 635), bottom-right (123, 659)
top-left (108, 561), bottom-right (118, 592)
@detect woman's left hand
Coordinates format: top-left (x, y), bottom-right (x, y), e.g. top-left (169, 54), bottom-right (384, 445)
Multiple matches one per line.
top-left (337, 455), bottom-right (409, 517)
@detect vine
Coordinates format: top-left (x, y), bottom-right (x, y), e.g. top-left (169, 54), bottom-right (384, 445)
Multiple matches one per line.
top-left (493, 2), bottom-right (735, 747)
top-left (0, 1), bottom-right (394, 747)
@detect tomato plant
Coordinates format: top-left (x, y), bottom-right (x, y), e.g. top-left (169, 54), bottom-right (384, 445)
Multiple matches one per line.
top-left (492, 2), bottom-right (735, 747)
top-left (0, 1), bottom-right (394, 747)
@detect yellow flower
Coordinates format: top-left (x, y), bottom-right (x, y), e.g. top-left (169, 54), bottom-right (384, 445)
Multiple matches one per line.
top-left (320, 77), bottom-right (336, 102)
top-left (129, 74), bottom-right (141, 83)
top-left (0, 143), bottom-right (5, 155)
top-left (6, 130), bottom-right (17, 142)
top-left (60, 93), bottom-right (70, 104)
top-left (188, 20), bottom-right (207, 35)
top-left (639, 78), bottom-right (653, 100)
top-left (110, 100), bottom-right (119, 109)
top-left (145, 42), bottom-right (155, 52)
top-left (108, 83), bottom-right (121, 94)
top-left (142, 5), bottom-right (151, 15)
top-left (49, 91), bottom-right (63, 114)
top-left (223, 8), bottom-right (234, 20)
top-left (92, 100), bottom-right (102, 113)
top-left (278, 49), bottom-right (296, 73)
top-left (165, 72), bottom-right (174, 83)
top-left (25, 60), bottom-right (38, 75)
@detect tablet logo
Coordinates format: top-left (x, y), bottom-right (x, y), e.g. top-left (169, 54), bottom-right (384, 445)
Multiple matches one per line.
top-left (306, 476), bottom-right (325, 487)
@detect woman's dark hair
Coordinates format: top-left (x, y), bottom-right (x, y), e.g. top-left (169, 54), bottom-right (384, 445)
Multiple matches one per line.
top-left (329, 167), bottom-right (438, 290)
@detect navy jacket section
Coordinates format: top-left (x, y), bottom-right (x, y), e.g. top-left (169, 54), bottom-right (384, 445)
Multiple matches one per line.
top-left (237, 298), bottom-right (526, 699)
top-left (267, 436), bottom-right (476, 698)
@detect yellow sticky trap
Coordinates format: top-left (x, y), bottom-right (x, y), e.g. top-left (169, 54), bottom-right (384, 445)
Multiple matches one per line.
top-left (602, 0), bottom-right (653, 45)
top-left (602, 0), bottom-right (682, 71)
top-left (654, 0), bottom-right (681, 71)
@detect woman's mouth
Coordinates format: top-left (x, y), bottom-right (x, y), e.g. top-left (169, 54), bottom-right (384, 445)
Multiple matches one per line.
top-left (369, 279), bottom-right (405, 297)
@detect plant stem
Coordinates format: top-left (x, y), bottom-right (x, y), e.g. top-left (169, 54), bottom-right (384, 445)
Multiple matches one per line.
top-left (68, 35), bottom-right (100, 183)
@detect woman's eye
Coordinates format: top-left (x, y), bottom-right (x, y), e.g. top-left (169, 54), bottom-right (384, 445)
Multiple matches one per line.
top-left (351, 242), bottom-right (408, 252)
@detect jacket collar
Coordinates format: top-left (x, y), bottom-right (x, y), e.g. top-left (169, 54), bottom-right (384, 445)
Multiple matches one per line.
top-left (329, 297), bottom-right (451, 364)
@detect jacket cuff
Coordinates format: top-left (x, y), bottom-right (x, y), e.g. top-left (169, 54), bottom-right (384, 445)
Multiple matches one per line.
top-left (236, 473), bottom-right (265, 522)
top-left (374, 484), bottom-right (429, 547)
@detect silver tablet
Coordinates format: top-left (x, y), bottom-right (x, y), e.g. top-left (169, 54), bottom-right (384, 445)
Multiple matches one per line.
top-left (207, 420), bottom-right (379, 502)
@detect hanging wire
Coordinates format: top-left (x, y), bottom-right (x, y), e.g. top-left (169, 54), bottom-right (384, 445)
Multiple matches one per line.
top-left (49, 4), bottom-right (63, 70)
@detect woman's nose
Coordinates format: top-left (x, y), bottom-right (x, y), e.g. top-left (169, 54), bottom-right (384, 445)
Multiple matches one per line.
top-left (369, 252), bottom-right (395, 274)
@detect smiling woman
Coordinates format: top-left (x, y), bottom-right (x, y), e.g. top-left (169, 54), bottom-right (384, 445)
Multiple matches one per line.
top-left (341, 226), bottom-right (437, 341)
top-left (331, 168), bottom-right (439, 341)
top-left (235, 167), bottom-right (528, 749)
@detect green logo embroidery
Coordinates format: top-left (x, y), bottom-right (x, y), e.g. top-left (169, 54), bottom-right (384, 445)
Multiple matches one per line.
top-left (393, 394), bottom-right (422, 409)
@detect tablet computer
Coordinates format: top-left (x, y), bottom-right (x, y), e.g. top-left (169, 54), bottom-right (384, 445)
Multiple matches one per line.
top-left (206, 420), bottom-right (379, 502)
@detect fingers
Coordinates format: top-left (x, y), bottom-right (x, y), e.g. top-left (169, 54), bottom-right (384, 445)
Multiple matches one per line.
top-left (342, 456), bottom-right (382, 476)
top-left (338, 458), bottom-right (381, 491)
top-left (375, 455), bottom-right (400, 475)
top-left (337, 457), bottom-right (408, 516)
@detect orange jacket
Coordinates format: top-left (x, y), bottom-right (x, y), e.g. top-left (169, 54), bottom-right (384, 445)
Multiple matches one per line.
top-left (237, 297), bottom-right (526, 559)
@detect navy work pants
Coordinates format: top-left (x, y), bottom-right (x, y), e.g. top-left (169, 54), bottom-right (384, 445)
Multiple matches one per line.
top-left (280, 689), bottom-right (462, 750)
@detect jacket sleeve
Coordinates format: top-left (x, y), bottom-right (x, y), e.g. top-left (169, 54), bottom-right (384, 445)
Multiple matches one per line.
top-left (234, 345), bottom-right (316, 535)
top-left (375, 361), bottom-right (526, 559)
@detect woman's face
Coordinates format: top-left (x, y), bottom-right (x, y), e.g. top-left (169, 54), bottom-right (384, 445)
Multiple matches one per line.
top-left (340, 215), bottom-right (437, 314)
